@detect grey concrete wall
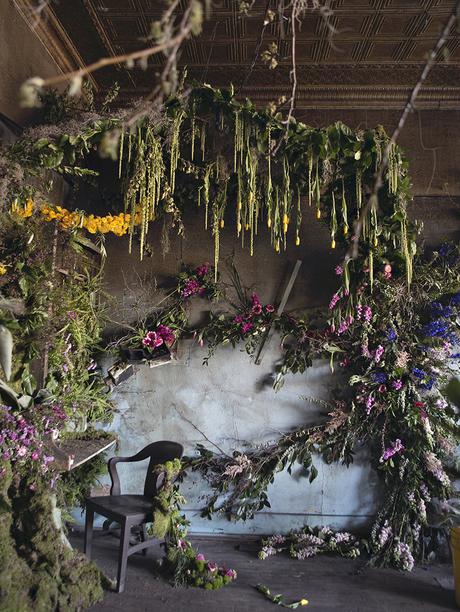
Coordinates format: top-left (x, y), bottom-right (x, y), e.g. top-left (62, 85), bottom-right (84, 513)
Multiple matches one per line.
top-left (91, 194), bottom-right (458, 534)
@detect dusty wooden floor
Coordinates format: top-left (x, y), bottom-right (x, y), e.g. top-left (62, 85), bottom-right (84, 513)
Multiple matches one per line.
top-left (70, 530), bottom-right (456, 612)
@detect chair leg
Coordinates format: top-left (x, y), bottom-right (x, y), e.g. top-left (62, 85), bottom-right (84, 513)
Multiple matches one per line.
top-left (116, 520), bottom-right (130, 594)
top-left (141, 524), bottom-right (148, 556)
top-left (84, 507), bottom-right (94, 559)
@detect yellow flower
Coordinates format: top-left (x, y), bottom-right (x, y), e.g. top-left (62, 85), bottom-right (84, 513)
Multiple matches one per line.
top-left (300, 598), bottom-right (309, 606)
top-left (0, 263), bottom-right (7, 276)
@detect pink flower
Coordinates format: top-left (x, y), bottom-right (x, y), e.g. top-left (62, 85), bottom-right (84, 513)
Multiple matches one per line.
top-left (207, 562), bottom-right (218, 573)
top-left (383, 264), bottom-right (392, 279)
top-left (374, 345), bottom-right (384, 363)
top-left (365, 395), bottom-right (375, 414)
top-left (378, 384), bottom-right (387, 393)
top-left (17, 446), bottom-right (28, 458)
top-left (392, 380), bottom-right (403, 391)
top-left (364, 306), bottom-right (373, 322)
top-left (252, 303), bottom-right (263, 315)
top-left (335, 265), bottom-right (343, 275)
top-left (196, 553), bottom-right (206, 561)
top-left (225, 569), bottom-right (237, 579)
top-left (233, 314), bottom-right (245, 324)
top-left (241, 322), bottom-right (253, 334)
top-left (31, 450), bottom-right (40, 461)
top-left (265, 304), bottom-right (275, 313)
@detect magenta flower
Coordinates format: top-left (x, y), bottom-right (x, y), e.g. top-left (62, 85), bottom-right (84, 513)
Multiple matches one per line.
top-left (329, 292), bottom-right (341, 310)
top-left (380, 439), bottom-right (404, 462)
top-left (241, 322), bottom-right (253, 334)
top-left (181, 278), bottom-right (202, 298)
top-left (196, 553), bottom-right (206, 561)
top-left (157, 325), bottom-right (175, 345)
top-left (233, 314), bottom-right (245, 324)
top-left (335, 265), bottom-right (343, 275)
top-left (142, 331), bottom-right (164, 349)
top-left (265, 304), bottom-right (275, 313)
top-left (392, 379), bottom-right (403, 391)
top-left (252, 303), bottom-right (263, 315)
top-left (195, 264), bottom-right (210, 277)
top-left (207, 562), bottom-right (218, 573)
top-left (383, 264), bottom-right (392, 279)
top-left (364, 306), bottom-right (373, 322)
top-left (177, 539), bottom-right (188, 550)
top-left (31, 450), bottom-right (40, 461)
top-left (225, 569), bottom-right (237, 579)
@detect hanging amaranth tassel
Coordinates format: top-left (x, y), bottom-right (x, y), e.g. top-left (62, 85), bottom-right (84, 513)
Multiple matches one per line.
top-left (295, 186), bottom-right (301, 246)
top-left (331, 191), bottom-right (337, 249)
top-left (315, 158), bottom-right (321, 219)
top-left (355, 169), bottom-right (362, 216)
top-left (341, 178), bottom-right (349, 236)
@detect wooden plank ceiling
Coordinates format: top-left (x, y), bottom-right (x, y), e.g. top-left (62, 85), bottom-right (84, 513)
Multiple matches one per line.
top-left (42, 0), bottom-right (460, 109)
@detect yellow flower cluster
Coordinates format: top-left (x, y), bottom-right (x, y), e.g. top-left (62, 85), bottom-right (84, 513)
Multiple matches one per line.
top-left (11, 199), bottom-right (34, 218)
top-left (0, 263), bottom-right (7, 276)
top-left (11, 199), bottom-right (141, 238)
top-left (40, 205), bottom-right (136, 237)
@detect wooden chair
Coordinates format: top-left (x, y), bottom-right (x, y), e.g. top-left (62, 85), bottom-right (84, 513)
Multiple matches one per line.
top-left (84, 440), bottom-right (183, 593)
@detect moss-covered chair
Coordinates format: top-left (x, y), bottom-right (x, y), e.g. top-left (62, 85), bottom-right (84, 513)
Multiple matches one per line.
top-left (84, 440), bottom-right (183, 593)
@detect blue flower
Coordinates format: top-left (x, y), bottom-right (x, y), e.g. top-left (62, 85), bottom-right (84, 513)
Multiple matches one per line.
top-left (451, 353), bottom-right (460, 359)
top-left (387, 328), bottom-right (397, 342)
top-left (420, 378), bottom-right (435, 391)
top-left (451, 293), bottom-right (460, 306)
top-left (412, 367), bottom-right (426, 379)
top-left (430, 302), bottom-right (453, 318)
top-left (372, 371), bottom-right (387, 384)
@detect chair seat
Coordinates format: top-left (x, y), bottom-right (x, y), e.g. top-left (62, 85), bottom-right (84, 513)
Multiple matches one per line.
top-left (87, 494), bottom-right (153, 523)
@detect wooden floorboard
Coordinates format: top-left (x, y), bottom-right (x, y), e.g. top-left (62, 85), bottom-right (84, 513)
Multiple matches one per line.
top-left (69, 530), bottom-right (456, 612)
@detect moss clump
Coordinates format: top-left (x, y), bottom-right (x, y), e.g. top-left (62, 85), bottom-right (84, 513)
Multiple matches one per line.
top-left (0, 460), bottom-right (105, 611)
top-left (0, 460), bottom-right (32, 611)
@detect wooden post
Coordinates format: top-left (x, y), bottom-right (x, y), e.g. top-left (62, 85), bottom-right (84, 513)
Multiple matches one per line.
top-left (254, 259), bottom-right (302, 365)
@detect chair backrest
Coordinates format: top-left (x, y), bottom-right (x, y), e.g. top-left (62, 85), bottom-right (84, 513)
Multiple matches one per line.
top-left (108, 440), bottom-right (184, 497)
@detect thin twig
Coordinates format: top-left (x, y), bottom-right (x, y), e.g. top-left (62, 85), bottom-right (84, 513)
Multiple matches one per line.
top-left (237, 0), bottom-right (272, 95)
top-left (172, 405), bottom-right (232, 458)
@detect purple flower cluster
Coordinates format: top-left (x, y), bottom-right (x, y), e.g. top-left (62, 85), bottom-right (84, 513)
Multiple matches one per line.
top-left (233, 293), bottom-right (275, 336)
top-left (180, 264), bottom-right (212, 298)
top-left (0, 405), bottom-right (58, 479)
top-left (380, 438), bottom-right (404, 463)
